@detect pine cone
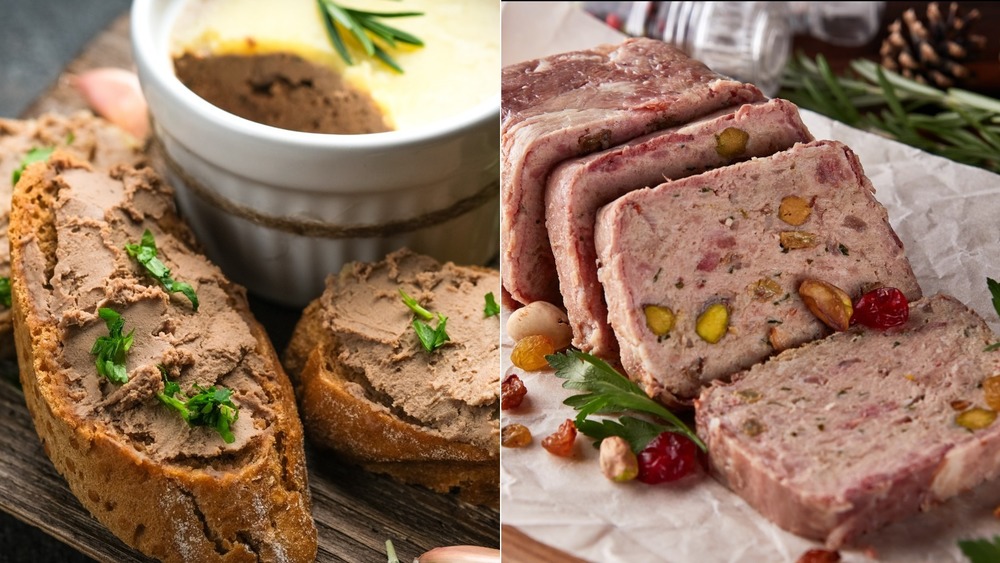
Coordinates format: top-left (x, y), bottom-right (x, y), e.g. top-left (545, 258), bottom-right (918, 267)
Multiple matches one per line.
top-left (880, 2), bottom-right (987, 89)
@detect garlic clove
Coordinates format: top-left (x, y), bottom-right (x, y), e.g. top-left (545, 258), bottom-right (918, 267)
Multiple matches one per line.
top-left (70, 68), bottom-right (150, 140)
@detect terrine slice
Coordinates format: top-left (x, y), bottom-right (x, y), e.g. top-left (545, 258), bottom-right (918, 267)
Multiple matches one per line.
top-left (546, 99), bottom-right (813, 360)
top-left (502, 37), bottom-right (764, 305)
top-left (695, 294), bottom-right (1000, 548)
top-left (594, 140), bottom-right (921, 405)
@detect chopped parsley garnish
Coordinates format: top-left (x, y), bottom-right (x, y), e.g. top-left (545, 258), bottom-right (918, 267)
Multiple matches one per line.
top-left (90, 308), bottom-right (134, 384)
top-left (548, 349), bottom-right (705, 453)
top-left (11, 146), bottom-right (54, 185)
top-left (125, 229), bottom-right (199, 311)
top-left (399, 289), bottom-right (450, 352)
top-left (484, 292), bottom-right (500, 318)
top-left (157, 368), bottom-right (239, 443)
top-left (959, 535), bottom-right (1000, 563)
top-left (0, 276), bottom-right (10, 308)
top-left (317, 0), bottom-right (424, 73)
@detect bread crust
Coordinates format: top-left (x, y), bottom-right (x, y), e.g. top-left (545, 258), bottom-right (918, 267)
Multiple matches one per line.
top-left (10, 154), bottom-right (317, 562)
top-left (285, 257), bottom-right (500, 507)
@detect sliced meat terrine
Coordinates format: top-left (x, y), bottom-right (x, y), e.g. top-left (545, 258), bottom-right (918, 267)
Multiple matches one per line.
top-left (594, 140), bottom-right (921, 406)
top-left (695, 294), bottom-right (1000, 547)
top-left (502, 37), bottom-right (764, 306)
top-left (546, 99), bottom-right (813, 360)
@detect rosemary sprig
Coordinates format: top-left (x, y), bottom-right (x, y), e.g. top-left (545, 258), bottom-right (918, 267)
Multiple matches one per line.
top-left (317, 0), bottom-right (424, 73)
top-left (779, 53), bottom-right (1000, 174)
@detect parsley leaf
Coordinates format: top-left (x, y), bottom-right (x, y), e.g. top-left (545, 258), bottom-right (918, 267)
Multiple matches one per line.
top-left (959, 535), bottom-right (1000, 563)
top-left (0, 276), bottom-right (11, 308)
top-left (399, 289), bottom-right (450, 352)
top-left (125, 230), bottom-right (199, 311)
top-left (548, 350), bottom-right (706, 452)
top-left (399, 288), bottom-right (433, 320)
top-left (989, 278), bottom-right (1000, 319)
top-left (90, 308), bottom-right (134, 384)
top-left (11, 146), bottom-right (55, 185)
top-left (412, 314), bottom-right (450, 352)
top-left (484, 292), bottom-right (500, 318)
top-left (157, 369), bottom-right (239, 443)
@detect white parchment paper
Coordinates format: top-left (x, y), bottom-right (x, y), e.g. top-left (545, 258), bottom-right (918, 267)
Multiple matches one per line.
top-left (500, 3), bottom-right (1000, 561)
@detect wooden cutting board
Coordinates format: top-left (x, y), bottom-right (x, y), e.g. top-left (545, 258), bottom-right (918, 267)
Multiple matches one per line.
top-left (9, 13), bottom-right (499, 562)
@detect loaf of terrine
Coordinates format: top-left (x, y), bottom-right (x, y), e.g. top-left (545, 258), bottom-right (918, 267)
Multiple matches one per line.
top-left (502, 37), bottom-right (764, 306)
top-left (594, 140), bottom-right (921, 406)
top-left (696, 294), bottom-right (1000, 547)
top-left (546, 99), bottom-right (813, 360)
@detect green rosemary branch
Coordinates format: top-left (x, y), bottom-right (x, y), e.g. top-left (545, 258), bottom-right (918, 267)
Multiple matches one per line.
top-left (317, 0), bottom-right (424, 73)
top-left (779, 53), bottom-right (1000, 174)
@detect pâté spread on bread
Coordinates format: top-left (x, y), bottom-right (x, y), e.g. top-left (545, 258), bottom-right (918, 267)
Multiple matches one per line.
top-left (9, 152), bottom-right (316, 562)
top-left (170, 0), bottom-right (499, 133)
top-left (285, 249), bottom-right (500, 506)
top-left (0, 113), bottom-right (144, 357)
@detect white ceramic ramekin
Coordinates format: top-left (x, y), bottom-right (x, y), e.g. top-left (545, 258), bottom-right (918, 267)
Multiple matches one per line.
top-left (130, 0), bottom-right (500, 306)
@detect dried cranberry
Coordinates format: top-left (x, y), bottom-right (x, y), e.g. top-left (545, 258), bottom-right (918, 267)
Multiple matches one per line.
top-left (796, 548), bottom-right (841, 563)
top-left (541, 419), bottom-right (577, 457)
top-left (501, 374), bottom-right (527, 410)
top-left (852, 287), bottom-right (908, 329)
top-left (636, 432), bottom-right (698, 484)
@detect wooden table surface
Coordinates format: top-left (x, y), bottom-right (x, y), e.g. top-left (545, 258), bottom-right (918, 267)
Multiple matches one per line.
top-left (6, 12), bottom-right (500, 563)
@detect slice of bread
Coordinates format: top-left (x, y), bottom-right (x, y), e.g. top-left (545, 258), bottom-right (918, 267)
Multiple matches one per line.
top-left (9, 153), bottom-right (316, 562)
top-left (0, 112), bottom-right (143, 357)
top-left (284, 249), bottom-right (500, 507)
top-left (696, 294), bottom-right (1000, 548)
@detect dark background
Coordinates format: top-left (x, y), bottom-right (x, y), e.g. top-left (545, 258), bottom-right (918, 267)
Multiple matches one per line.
top-left (1, 2), bottom-right (129, 560)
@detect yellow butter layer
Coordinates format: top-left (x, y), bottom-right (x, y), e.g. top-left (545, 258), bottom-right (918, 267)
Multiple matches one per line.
top-left (171, 0), bottom-right (500, 131)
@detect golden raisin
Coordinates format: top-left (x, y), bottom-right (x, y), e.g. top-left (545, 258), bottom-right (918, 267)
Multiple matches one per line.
top-left (501, 424), bottom-right (533, 448)
top-left (501, 374), bottom-right (527, 410)
top-left (510, 334), bottom-right (555, 371)
top-left (715, 127), bottom-right (749, 158)
top-left (748, 278), bottom-right (782, 301)
top-left (542, 419), bottom-right (577, 457)
top-left (983, 375), bottom-right (1000, 411)
top-left (644, 305), bottom-right (676, 337)
top-left (778, 196), bottom-right (812, 226)
top-left (696, 302), bottom-right (729, 344)
top-left (798, 279), bottom-right (853, 332)
top-left (780, 231), bottom-right (819, 250)
top-left (956, 407), bottom-right (997, 431)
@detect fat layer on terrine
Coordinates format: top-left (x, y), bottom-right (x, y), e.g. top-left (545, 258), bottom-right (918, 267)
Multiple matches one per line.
top-left (501, 37), bottom-right (764, 306)
top-left (695, 294), bottom-right (1000, 547)
top-left (546, 99), bottom-right (813, 360)
top-left (594, 140), bottom-right (921, 405)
